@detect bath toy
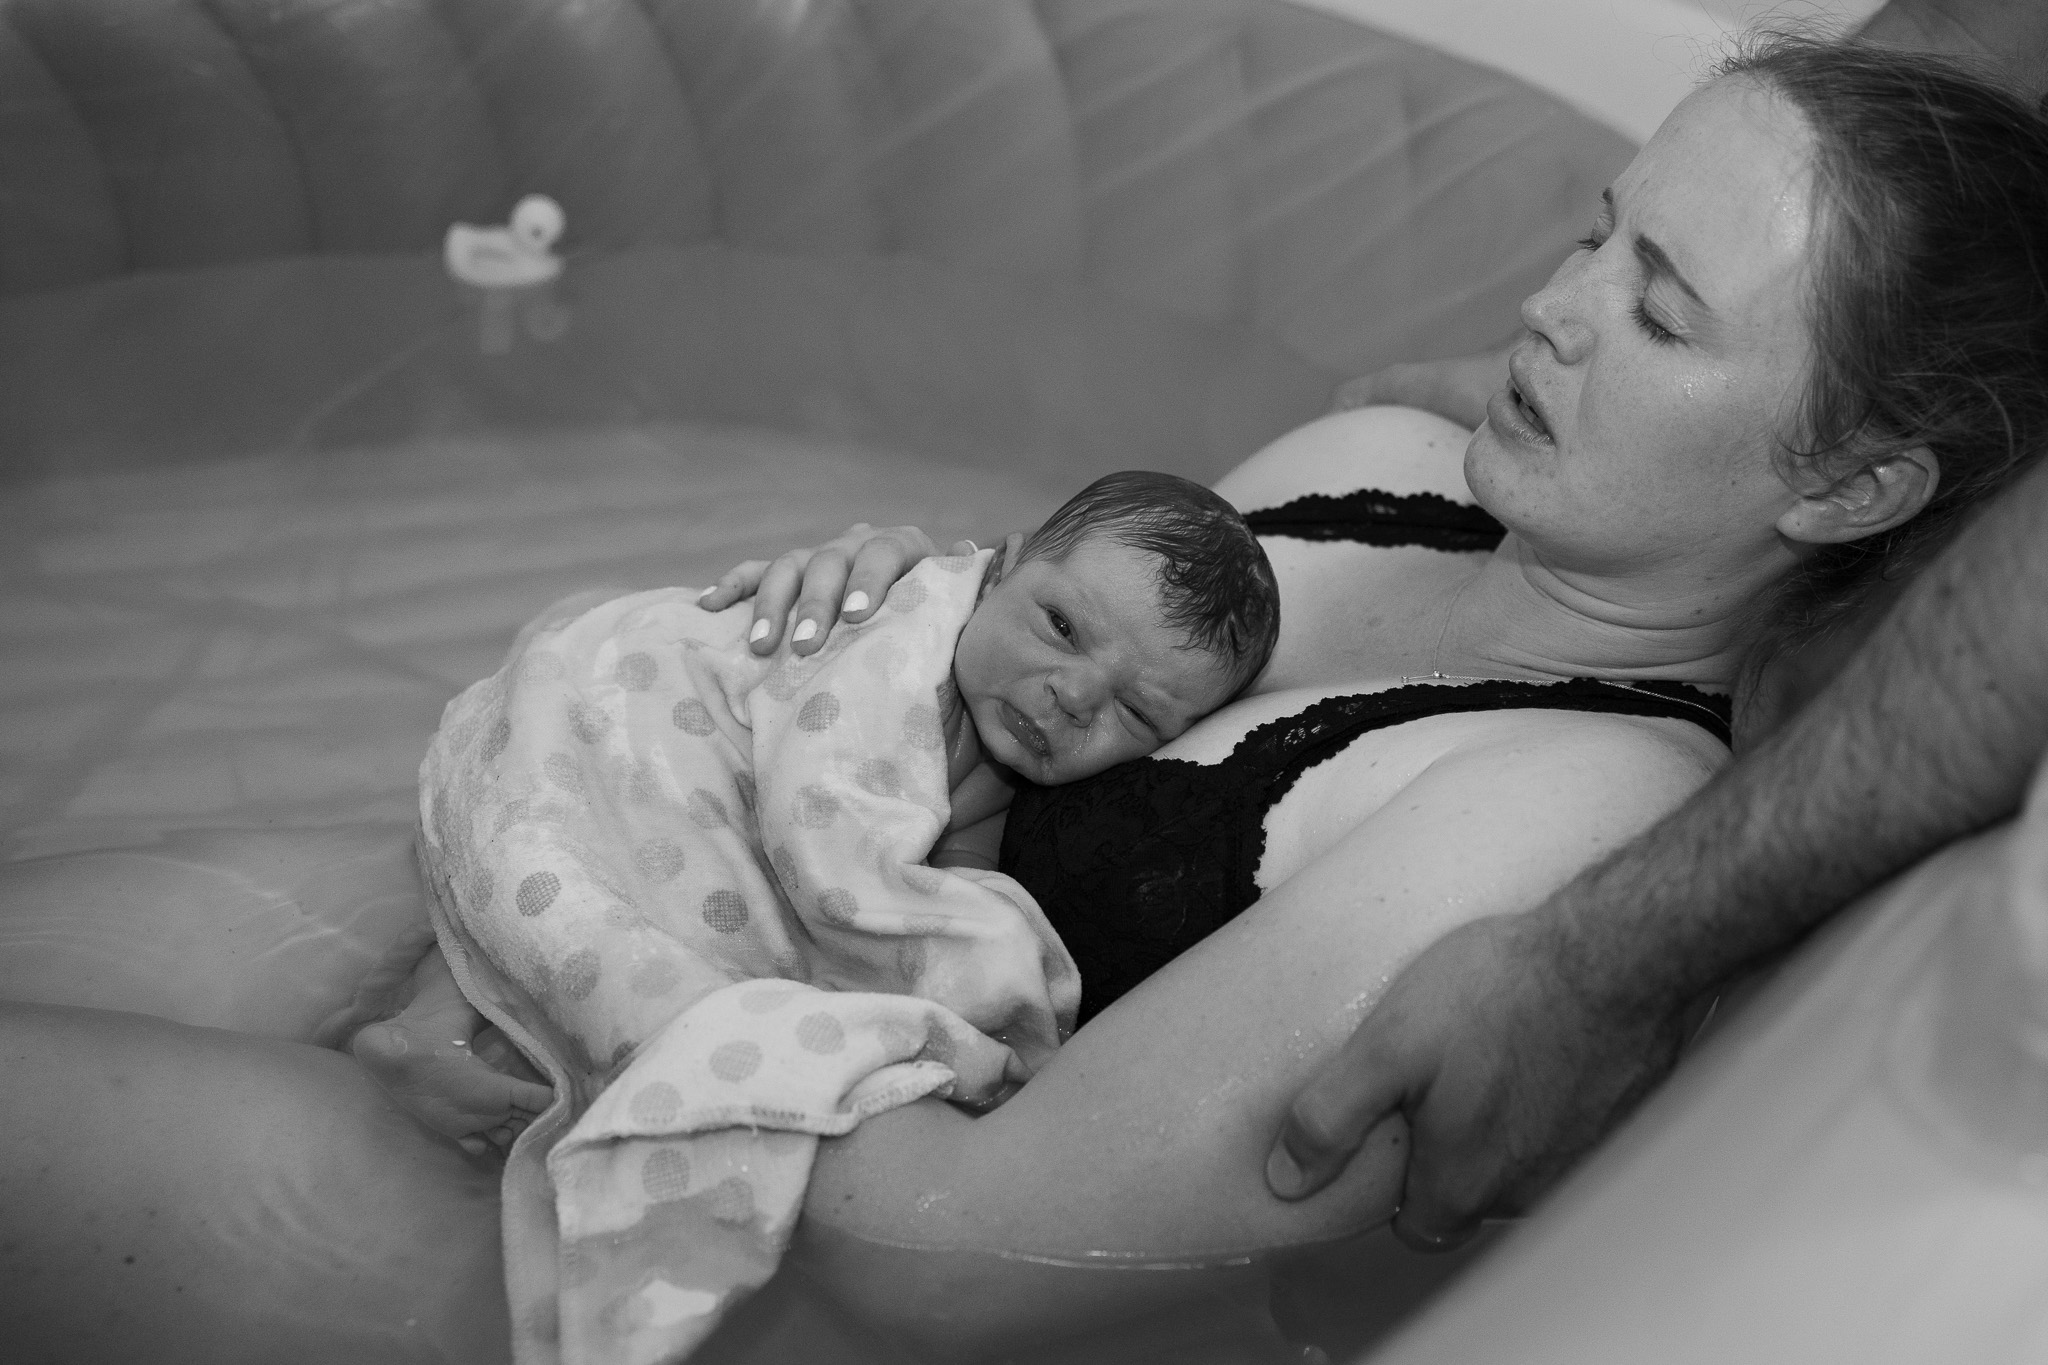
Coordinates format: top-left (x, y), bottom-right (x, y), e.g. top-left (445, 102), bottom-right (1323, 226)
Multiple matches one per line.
top-left (445, 193), bottom-right (564, 288)
top-left (444, 194), bottom-right (569, 353)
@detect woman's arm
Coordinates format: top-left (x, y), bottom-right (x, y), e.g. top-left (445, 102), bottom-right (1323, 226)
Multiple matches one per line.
top-left (1328, 339), bottom-right (1514, 430)
top-left (1266, 453), bottom-right (2048, 1246)
top-left (789, 709), bottom-right (1722, 1358)
top-left (1210, 406), bottom-right (1475, 513)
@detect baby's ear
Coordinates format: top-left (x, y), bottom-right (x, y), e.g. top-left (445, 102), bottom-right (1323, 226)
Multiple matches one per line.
top-left (974, 533), bottom-right (1024, 606)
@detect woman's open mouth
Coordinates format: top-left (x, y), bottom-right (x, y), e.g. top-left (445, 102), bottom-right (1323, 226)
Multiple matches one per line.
top-left (1510, 377), bottom-right (1551, 438)
top-left (1489, 368), bottom-right (1554, 445)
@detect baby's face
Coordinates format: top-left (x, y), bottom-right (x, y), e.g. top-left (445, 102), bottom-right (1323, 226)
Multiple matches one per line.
top-left (952, 534), bottom-right (1239, 785)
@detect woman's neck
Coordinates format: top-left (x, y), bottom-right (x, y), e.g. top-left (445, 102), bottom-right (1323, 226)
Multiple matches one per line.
top-left (1430, 535), bottom-right (1784, 689)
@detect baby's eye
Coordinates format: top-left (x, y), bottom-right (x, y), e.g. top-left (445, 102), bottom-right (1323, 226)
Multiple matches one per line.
top-left (1121, 700), bottom-right (1159, 739)
top-left (1045, 607), bottom-right (1074, 642)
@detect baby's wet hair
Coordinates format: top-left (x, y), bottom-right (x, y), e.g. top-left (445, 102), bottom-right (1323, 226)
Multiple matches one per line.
top-left (1018, 471), bottom-right (1281, 695)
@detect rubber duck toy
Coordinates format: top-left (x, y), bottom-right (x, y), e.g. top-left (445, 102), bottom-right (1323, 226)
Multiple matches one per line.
top-left (445, 194), bottom-right (568, 354)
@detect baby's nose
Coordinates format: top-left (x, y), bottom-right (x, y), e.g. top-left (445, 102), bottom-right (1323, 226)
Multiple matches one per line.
top-left (1049, 667), bottom-right (1108, 722)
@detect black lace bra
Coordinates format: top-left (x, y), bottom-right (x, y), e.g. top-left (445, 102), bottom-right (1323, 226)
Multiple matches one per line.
top-left (996, 489), bottom-right (1734, 1024)
top-left (1242, 486), bottom-right (1508, 550)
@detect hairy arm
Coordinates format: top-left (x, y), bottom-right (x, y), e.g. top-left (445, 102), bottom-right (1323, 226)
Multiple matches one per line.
top-left (1559, 468), bottom-right (2048, 1004)
top-left (1269, 454), bottom-right (2048, 1241)
top-left (788, 713), bottom-right (1718, 1358)
top-left (1859, 0), bottom-right (2048, 97)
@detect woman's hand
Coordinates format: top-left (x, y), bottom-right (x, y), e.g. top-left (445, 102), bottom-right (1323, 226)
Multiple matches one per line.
top-left (1263, 911), bottom-right (1686, 1252)
top-left (1331, 337), bottom-right (1516, 430)
top-left (697, 524), bottom-right (995, 656)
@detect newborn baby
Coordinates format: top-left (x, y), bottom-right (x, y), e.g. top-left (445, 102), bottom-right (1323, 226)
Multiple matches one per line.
top-left (930, 470), bottom-right (1282, 871)
top-left (359, 471), bottom-right (1281, 1154)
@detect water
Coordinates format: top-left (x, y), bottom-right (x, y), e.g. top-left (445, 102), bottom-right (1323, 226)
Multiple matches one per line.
top-left (0, 0), bottom-right (1633, 1355)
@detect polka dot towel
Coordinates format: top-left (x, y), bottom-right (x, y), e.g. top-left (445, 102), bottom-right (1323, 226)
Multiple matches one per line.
top-left (414, 552), bottom-right (1077, 1365)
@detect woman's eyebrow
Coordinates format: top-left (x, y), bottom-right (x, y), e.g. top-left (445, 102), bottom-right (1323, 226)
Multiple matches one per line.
top-left (1605, 188), bottom-right (1708, 308)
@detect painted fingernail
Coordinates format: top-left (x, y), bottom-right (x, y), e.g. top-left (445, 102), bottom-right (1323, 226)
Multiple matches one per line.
top-left (843, 591), bottom-right (870, 615)
top-left (792, 619), bottom-right (818, 643)
top-left (749, 619), bottom-right (770, 643)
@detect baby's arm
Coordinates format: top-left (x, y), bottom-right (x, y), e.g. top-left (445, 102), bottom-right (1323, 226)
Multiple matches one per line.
top-left (930, 761), bottom-right (1014, 870)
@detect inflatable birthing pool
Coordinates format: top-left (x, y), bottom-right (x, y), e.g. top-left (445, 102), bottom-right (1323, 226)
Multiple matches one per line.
top-left (2, 0), bottom-right (2042, 1360)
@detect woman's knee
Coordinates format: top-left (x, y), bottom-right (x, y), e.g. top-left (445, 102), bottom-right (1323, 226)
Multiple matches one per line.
top-left (0, 1002), bottom-right (510, 1364)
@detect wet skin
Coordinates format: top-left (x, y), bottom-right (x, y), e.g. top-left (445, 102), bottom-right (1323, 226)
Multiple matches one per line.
top-left (1469, 77), bottom-right (1822, 608)
top-left (951, 535), bottom-right (1241, 786)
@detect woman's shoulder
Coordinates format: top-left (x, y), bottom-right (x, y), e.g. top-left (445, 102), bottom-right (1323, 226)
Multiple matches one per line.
top-left (1213, 405), bottom-right (1476, 512)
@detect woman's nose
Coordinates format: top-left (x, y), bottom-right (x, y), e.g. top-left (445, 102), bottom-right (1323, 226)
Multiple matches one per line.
top-left (1520, 254), bottom-right (1596, 364)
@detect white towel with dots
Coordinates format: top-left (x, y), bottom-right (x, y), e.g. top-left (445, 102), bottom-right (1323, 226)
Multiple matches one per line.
top-left (415, 550), bottom-right (1079, 1365)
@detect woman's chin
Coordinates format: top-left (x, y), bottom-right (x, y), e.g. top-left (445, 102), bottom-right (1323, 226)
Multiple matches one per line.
top-left (1462, 421), bottom-right (1529, 509)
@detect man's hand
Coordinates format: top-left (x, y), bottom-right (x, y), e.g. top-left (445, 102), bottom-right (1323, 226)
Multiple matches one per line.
top-left (1265, 912), bottom-right (1688, 1251)
top-left (1859, 0), bottom-right (2048, 99)
top-left (698, 524), bottom-right (992, 656)
top-left (1331, 338), bottom-right (1515, 430)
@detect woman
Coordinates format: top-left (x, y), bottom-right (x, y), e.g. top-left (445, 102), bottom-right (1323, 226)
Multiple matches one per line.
top-left (6, 36), bottom-right (2047, 1365)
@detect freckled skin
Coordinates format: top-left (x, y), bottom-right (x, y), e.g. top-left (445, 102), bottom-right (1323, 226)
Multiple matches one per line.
top-left (1466, 78), bottom-right (1822, 600)
top-left (950, 536), bottom-right (1241, 787)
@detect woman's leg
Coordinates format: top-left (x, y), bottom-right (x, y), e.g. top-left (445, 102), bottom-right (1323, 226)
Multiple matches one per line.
top-left (0, 1001), bottom-right (509, 1365)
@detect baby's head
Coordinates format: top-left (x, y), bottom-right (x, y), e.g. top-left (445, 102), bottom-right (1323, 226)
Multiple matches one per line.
top-left (952, 471), bottom-right (1280, 785)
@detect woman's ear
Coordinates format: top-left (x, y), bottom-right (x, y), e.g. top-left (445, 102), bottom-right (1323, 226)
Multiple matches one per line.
top-left (1776, 444), bottom-right (1940, 545)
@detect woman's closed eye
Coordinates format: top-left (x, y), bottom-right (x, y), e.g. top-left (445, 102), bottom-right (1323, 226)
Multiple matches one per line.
top-left (1577, 221), bottom-right (1681, 346)
top-left (1573, 203), bottom-right (1614, 254)
top-left (1630, 299), bottom-right (1679, 344)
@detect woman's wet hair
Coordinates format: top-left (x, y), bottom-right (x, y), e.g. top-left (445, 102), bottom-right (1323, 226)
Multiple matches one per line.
top-left (1721, 35), bottom-right (2048, 649)
top-left (1018, 470), bottom-right (1281, 694)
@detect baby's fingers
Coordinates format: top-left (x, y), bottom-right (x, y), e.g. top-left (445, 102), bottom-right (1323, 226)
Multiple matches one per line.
top-left (504, 1075), bottom-right (555, 1114)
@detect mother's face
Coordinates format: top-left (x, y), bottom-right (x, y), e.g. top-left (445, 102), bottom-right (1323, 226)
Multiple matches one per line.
top-left (1466, 77), bottom-right (1820, 591)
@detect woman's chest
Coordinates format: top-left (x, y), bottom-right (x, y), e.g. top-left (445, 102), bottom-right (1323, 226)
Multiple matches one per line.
top-left (1254, 540), bottom-right (1482, 690)
top-left (1251, 711), bottom-right (1476, 889)
top-left (997, 683), bottom-right (1525, 1018)
top-left (1145, 680), bottom-right (1576, 892)
top-left (1148, 679), bottom-right (1494, 856)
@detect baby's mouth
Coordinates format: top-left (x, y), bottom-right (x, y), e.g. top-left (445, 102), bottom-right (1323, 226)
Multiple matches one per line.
top-left (999, 700), bottom-right (1052, 762)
